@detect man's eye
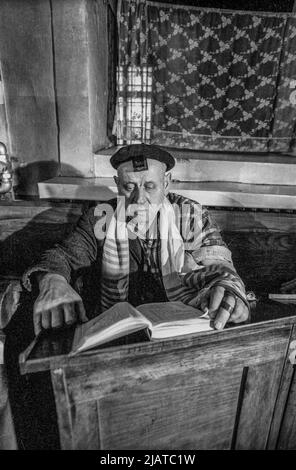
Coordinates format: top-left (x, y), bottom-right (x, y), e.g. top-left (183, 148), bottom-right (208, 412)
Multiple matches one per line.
top-left (145, 184), bottom-right (155, 190)
top-left (124, 184), bottom-right (135, 192)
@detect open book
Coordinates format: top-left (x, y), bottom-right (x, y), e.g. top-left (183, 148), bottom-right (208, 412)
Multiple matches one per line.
top-left (269, 293), bottom-right (296, 304)
top-left (71, 301), bottom-right (212, 355)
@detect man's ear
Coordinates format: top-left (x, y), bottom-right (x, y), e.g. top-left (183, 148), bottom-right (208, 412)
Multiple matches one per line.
top-left (114, 175), bottom-right (119, 188)
top-left (164, 172), bottom-right (172, 194)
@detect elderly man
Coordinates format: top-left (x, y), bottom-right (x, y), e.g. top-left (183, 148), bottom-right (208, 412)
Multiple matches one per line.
top-left (23, 144), bottom-right (249, 335)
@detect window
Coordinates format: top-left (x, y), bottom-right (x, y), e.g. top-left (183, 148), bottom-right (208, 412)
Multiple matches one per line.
top-left (115, 66), bottom-right (152, 144)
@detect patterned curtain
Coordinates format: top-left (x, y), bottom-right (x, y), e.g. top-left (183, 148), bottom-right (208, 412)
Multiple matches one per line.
top-left (114, 0), bottom-right (296, 154)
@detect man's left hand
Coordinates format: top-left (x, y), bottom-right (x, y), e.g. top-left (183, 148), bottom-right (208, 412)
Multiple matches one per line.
top-left (205, 285), bottom-right (249, 330)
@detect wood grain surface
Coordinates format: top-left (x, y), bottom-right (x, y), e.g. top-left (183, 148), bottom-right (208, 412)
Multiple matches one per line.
top-left (24, 318), bottom-right (296, 449)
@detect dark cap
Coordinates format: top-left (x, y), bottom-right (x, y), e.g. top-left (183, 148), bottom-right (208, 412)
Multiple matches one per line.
top-left (110, 143), bottom-right (175, 172)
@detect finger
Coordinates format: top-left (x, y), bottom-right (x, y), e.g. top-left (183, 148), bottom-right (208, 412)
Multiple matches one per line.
top-left (200, 296), bottom-right (209, 314)
top-left (41, 310), bottom-right (51, 330)
top-left (200, 297), bottom-right (208, 309)
top-left (33, 312), bottom-right (42, 336)
top-left (75, 300), bottom-right (88, 323)
top-left (51, 306), bottom-right (64, 329)
top-left (230, 311), bottom-right (249, 324)
top-left (63, 303), bottom-right (77, 325)
top-left (214, 294), bottom-right (236, 330)
top-left (209, 286), bottom-right (225, 317)
top-left (229, 298), bottom-right (249, 323)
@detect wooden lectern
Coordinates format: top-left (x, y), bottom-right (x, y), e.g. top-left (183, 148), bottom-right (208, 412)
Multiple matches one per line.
top-left (0, 331), bottom-right (17, 449)
top-left (20, 300), bottom-right (296, 450)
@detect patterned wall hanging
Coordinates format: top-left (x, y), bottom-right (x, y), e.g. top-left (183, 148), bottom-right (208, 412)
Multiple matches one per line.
top-left (115, 0), bottom-right (296, 154)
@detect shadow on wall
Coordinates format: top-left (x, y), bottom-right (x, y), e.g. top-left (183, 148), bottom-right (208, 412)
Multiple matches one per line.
top-left (0, 161), bottom-right (85, 278)
top-left (13, 160), bottom-right (83, 197)
top-left (13, 159), bottom-right (116, 199)
top-left (0, 160), bottom-right (117, 278)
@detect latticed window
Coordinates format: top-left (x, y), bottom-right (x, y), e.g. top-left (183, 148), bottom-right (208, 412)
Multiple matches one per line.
top-left (115, 66), bottom-right (152, 144)
top-left (113, 0), bottom-right (296, 154)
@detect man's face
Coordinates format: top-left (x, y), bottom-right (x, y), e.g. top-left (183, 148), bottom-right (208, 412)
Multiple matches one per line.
top-left (114, 158), bottom-right (171, 218)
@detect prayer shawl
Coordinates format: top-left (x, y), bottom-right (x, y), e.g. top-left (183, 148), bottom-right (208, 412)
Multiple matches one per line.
top-left (99, 195), bottom-right (248, 312)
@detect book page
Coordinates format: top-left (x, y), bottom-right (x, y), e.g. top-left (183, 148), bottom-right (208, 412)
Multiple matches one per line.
top-left (137, 301), bottom-right (207, 326)
top-left (137, 301), bottom-right (212, 339)
top-left (137, 302), bottom-right (213, 339)
top-left (72, 302), bottom-right (151, 353)
top-left (86, 302), bottom-right (146, 333)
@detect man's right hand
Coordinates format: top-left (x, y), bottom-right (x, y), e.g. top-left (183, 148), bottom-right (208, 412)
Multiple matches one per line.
top-left (33, 273), bottom-right (88, 336)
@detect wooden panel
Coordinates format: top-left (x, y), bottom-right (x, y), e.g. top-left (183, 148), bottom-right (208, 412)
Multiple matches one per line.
top-left (71, 400), bottom-right (100, 450)
top-left (277, 368), bottom-right (296, 449)
top-left (87, 0), bottom-right (109, 152)
top-left (38, 176), bottom-right (296, 210)
top-left (172, 158), bottom-right (296, 186)
top-left (0, 0), bottom-right (59, 196)
top-left (267, 326), bottom-right (296, 449)
top-left (174, 183), bottom-right (296, 211)
top-left (52, 0), bottom-right (110, 178)
top-left (212, 209), bottom-right (296, 234)
top-left (94, 149), bottom-right (296, 186)
top-left (61, 327), bottom-right (290, 402)
top-left (0, 396), bottom-right (17, 450)
top-left (275, 326), bottom-right (296, 450)
top-left (98, 368), bottom-right (242, 450)
top-left (21, 318), bottom-right (296, 375)
top-left (38, 177), bottom-right (116, 200)
top-left (52, 366), bottom-right (100, 450)
top-left (51, 368), bottom-right (73, 450)
top-left (44, 323), bottom-right (292, 450)
top-left (234, 359), bottom-right (286, 449)
top-left (51, 0), bottom-right (93, 177)
top-left (223, 231), bottom-right (296, 294)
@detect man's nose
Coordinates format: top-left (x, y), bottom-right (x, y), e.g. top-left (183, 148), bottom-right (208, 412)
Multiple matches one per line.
top-left (135, 187), bottom-right (146, 205)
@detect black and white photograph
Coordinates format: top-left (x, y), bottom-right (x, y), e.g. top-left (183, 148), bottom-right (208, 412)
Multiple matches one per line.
top-left (0, 0), bottom-right (296, 455)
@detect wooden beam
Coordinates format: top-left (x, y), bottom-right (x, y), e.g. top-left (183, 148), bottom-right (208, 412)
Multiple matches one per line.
top-left (51, 0), bottom-right (110, 178)
top-left (38, 176), bottom-right (296, 210)
top-left (94, 148), bottom-right (296, 186)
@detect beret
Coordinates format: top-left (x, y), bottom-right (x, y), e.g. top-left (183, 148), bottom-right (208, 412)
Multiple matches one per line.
top-left (110, 143), bottom-right (175, 171)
